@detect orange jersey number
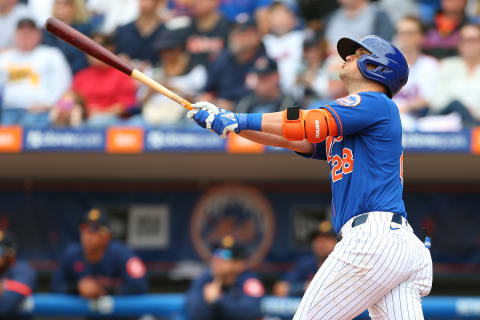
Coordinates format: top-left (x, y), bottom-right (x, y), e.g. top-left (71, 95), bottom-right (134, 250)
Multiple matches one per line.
top-left (330, 147), bottom-right (354, 182)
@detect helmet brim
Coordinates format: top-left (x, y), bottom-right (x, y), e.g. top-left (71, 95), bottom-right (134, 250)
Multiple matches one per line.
top-left (337, 37), bottom-right (368, 61)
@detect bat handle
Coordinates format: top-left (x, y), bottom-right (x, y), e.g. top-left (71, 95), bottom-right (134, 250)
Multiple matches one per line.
top-left (130, 69), bottom-right (193, 110)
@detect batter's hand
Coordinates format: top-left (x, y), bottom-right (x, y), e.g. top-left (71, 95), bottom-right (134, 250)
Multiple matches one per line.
top-left (187, 101), bottom-right (222, 129)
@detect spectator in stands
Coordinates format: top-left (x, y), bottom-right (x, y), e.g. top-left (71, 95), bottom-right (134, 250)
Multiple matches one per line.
top-left (51, 208), bottom-right (148, 298)
top-left (394, 16), bottom-right (439, 118)
top-left (201, 15), bottom-right (265, 110)
top-left (423, 0), bottom-right (473, 59)
top-left (26, 0), bottom-right (54, 26)
top-left (263, 1), bottom-right (304, 94)
top-left (72, 33), bottom-right (137, 127)
top-left (0, 18), bottom-right (71, 127)
top-left (0, 0), bottom-right (30, 50)
top-left (430, 23), bottom-right (480, 126)
top-left (294, 29), bottom-right (330, 105)
top-left (235, 55), bottom-right (297, 114)
top-left (324, 0), bottom-right (395, 49)
top-left (42, 0), bottom-right (93, 74)
top-left (186, 236), bottom-right (264, 320)
top-left (49, 90), bottom-right (86, 127)
top-left (273, 223), bottom-right (336, 297)
top-left (133, 25), bottom-right (207, 126)
top-left (115, 0), bottom-right (166, 68)
top-left (185, 0), bottom-right (231, 67)
top-left (0, 229), bottom-right (36, 317)
top-left (87, 0), bottom-right (139, 34)
top-left (377, 0), bottom-right (419, 24)
top-left (219, 0), bottom-right (272, 35)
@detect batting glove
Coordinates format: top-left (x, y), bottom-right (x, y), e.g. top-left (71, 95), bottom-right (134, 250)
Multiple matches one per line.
top-left (187, 101), bottom-right (222, 129)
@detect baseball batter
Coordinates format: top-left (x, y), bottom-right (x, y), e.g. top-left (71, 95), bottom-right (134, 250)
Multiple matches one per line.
top-left (188, 35), bottom-right (433, 319)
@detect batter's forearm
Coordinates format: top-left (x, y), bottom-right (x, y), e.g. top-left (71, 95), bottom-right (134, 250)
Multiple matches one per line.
top-left (239, 131), bottom-right (313, 154)
top-left (260, 112), bottom-right (284, 136)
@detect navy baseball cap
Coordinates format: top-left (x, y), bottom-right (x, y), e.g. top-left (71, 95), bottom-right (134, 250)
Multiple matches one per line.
top-left (309, 221), bottom-right (337, 241)
top-left (0, 230), bottom-right (18, 256)
top-left (232, 13), bottom-right (257, 31)
top-left (212, 236), bottom-right (247, 260)
top-left (80, 208), bottom-right (111, 230)
top-left (252, 55), bottom-right (278, 75)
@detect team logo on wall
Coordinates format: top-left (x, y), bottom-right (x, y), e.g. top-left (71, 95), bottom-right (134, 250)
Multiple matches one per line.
top-left (191, 185), bottom-right (275, 266)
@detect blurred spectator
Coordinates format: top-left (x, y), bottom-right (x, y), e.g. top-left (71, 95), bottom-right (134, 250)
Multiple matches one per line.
top-left (201, 15), bottom-right (265, 110)
top-left (185, 0), bottom-right (231, 67)
top-left (51, 208), bottom-right (148, 297)
top-left (186, 236), bottom-right (264, 320)
top-left (393, 16), bottom-right (439, 118)
top-left (273, 223), bottom-right (336, 297)
top-left (0, 0), bottom-right (30, 50)
top-left (0, 229), bottom-right (36, 317)
top-left (115, 0), bottom-right (166, 68)
top-left (0, 18), bottom-right (71, 127)
top-left (87, 0), bottom-right (139, 34)
top-left (235, 55), bottom-right (297, 114)
top-left (294, 29), bottom-right (349, 106)
top-left (50, 90), bottom-right (86, 127)
top-left (423, 0), bottom-right (473, 59)
top-left (325, 0), bottom-right (395, 50)
top-left (219, 0), bottom-right (272, 35)
top-left (377, 0), bottom-right (419, 24)
top-left (263, 1), bottom-right (304, 94)
top-left (72, 33), bottom-right (137, 127)
top-left (133, 26), bottom-right (207, 126)
top-left (430, 23), bottom-right (480, 126)
top-left (167, 0), bottom-right (193, 17)
top-left (297, 0), bottom-right (339, 28)
top-left (42, 0), bottom-right (93, 74)
top-left (27, 0), bottom-right (54, 26)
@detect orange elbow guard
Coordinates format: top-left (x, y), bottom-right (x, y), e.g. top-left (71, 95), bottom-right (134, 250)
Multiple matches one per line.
top-left (282, 107), bottom-right (305, 141)
top-left (304, 109), bottom-right (339, 143)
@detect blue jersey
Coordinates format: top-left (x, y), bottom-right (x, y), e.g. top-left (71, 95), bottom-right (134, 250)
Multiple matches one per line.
top-left (282, 255), bottom-right (319, 297)
top-left (51, 241), bottom-right (148, 295)
top-left (302, 92), bottom-right (406, 233)
top-left (186, 270), bottom-right (264, 320)
top-left (0, 261), bottom-right (36, 317)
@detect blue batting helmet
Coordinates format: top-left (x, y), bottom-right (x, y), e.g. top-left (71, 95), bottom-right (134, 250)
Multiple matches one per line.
top-left (337, 35), bottom-right (409, 98)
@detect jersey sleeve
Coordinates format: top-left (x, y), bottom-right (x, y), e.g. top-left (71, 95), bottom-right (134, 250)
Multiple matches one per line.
top-left (185, 273), bottom-right (217, 320)
top-left (117, 246), bottom-right (148, 295)
top-left (320, 93), bottom-right (390, 137)
top-left (0, 262), bottom-right (36, 315)
top-left (216, 275), bottom-right (264, 319)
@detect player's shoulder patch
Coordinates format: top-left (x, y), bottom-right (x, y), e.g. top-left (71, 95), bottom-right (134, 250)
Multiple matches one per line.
top-left (335, 93), bottom-right (362, 107)
top-left (126, 257), bottom-right (146, 279)
top-left (242, 278), bottom-right (264, 298)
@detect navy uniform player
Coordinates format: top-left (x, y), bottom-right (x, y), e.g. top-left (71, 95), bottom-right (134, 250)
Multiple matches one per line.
top-left (274, 223), bottom-right (337, 297)
top-left (51, 209), bottom-right (148, 298)
top-left (186, 236), bottom-right (265, 320)
top-left (0, 230), bottom-right (36, 319)
top-left (189, 35), bottom-right (433, 319)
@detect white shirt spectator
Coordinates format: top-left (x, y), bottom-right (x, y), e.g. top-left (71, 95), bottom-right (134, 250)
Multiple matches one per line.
top-left (27, 0), bottom-right (54, 26)
top-left (263, 30), bottom-right (304, 94)
top-left (378, 0), bottom-right (418, 23)
top-left (394, 54), bottom-right (439, 113)
top-left (430, 56), bottom-right (480, 120)
top-left (0, 45), bottom-right (72, 109)
top-left (0, 3), bottom-right (30, 49)
top-left (87, 0), bottom-right (139, 34)
top-left (140, 64), bottom-right (207, 125)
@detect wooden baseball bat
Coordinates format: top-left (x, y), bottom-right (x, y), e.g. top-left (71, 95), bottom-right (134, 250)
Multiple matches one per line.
top-left (44, 17), bottom-right (193, 110)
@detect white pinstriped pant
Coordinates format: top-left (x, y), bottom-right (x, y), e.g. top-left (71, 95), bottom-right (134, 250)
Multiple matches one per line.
top-left (293, 212), bottom-right (433, 320)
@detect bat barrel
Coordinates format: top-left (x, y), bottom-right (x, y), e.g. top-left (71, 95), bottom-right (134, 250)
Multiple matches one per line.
top-left (44, 18), bottom-right (134, 76)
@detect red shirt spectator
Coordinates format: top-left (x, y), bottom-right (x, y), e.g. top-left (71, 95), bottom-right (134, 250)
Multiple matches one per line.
top-left (73, 66), bottom-right (136, 115)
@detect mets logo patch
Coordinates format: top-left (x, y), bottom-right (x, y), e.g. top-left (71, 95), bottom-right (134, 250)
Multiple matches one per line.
top-left (336, 94), bottom-right (362, 107)
top-left (190, 185), bottom-right (275, 267)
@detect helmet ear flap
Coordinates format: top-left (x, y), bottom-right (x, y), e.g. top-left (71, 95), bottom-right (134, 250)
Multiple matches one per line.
top-left (357, 55), bottom-right (394, 98)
